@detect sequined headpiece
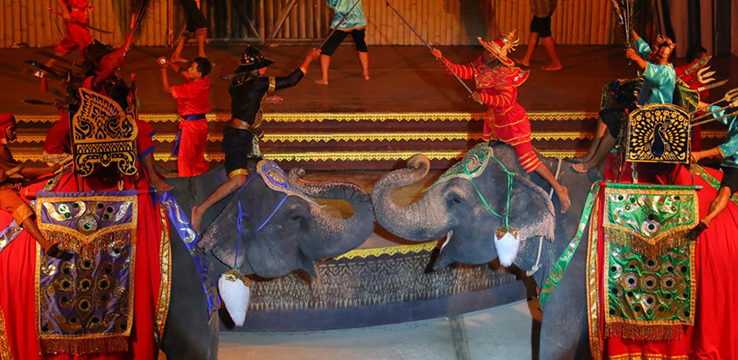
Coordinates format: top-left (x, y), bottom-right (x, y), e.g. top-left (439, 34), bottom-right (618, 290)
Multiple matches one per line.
top-left (234, 45), bottom-right (274, 74)
top-left (0, 114), bottom-right (15, 143)
top-left (477, 30), bottom-right (519, 67)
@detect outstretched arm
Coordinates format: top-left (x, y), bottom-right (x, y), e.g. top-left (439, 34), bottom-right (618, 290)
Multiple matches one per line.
top-left (54, 0), bottom-right (72, 20)
top-left (431, 48), bottom-right (475, 80)
top-left (271, 48), bottom-right (322, 91)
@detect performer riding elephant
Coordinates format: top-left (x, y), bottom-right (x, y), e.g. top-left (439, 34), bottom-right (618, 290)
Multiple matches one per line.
top-left (372, 142), bottom-right (738, 359)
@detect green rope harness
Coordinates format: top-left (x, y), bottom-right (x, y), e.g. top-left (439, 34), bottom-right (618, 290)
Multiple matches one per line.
top-left (464, 156), bottom-right (516, 226)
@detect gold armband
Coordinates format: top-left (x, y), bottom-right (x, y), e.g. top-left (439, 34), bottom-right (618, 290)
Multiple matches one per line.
top-left (299, 66), bottom-right (308, 75)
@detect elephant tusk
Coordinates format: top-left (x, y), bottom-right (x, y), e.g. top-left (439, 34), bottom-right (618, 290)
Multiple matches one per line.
top-left (440, 230), bottom-right (453, 252)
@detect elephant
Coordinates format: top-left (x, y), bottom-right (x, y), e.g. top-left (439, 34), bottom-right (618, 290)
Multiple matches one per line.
top-left (372, 141), bottom-right (597, 359)
top-left (159, 160), bottom-right (375, 360)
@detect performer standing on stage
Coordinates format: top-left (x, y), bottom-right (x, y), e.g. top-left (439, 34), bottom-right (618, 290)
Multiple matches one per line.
top-left (315, 0), bottom-right (369, 85)
top-left (431, 32), bottom-right (571, 213)
top-left (42, 0), bottom-right (94, 71)
top-left (517, 0), bottom-right (562, 71)
top-left (170, 0), bottom-right (210, 63)
top-left (160, 57), bottom-right (212, 177)
top-left (0, 114), bottom-right (68, 258)
top-left (573, 31), bottom-right (676, 173)
top-left (191, 46), bottom-right (321, 234)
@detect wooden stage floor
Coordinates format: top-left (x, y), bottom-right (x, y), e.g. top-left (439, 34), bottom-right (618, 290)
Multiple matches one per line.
top-left (3, 44), bottom-right (737, 116)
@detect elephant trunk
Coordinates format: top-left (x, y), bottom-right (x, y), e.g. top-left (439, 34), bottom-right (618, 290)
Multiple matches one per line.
top-left (371, 155), bottom-right (452, 241)
top-left (288, 168), bottom-right (375, 259)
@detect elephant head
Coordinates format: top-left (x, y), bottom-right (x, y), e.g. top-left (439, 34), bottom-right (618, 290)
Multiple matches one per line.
top-left (372, 143), bottom-right (556, 269)
top-left (198, 160), bottom-right (374, 278)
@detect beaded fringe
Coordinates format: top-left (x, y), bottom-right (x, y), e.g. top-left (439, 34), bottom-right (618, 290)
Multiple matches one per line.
top-left (604, 228), bottom-right (694, 258)
top-left (40, 336), bottom-right (129, 356)
top-left (605, 322), bottom-right (684, 341)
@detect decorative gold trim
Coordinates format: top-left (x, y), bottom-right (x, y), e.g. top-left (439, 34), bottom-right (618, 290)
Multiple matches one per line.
top-left (586, 195), bottom-right (602, 360)
top-left (608, 354), bottom-right (690, 360)
top-left (333, 242), bottom-right (437, 260)
top-left (35, 195), bottom-right (138, 352)
top-left (0, 303), bottom-right (11, 360)
top-left (14, 112), bottom-right (599, 124)
top-left (150, 132), bottom-right (589, 144)
top-left (155, 206), bottom-right (172, 339)
top-left (13, 150), bottom-right (587, 163)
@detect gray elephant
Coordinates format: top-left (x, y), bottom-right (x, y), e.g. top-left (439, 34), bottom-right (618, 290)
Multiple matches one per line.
top-left (160, 160), bottom-right (375, 360)
top-left (372, 142), bottom-right (596, 359)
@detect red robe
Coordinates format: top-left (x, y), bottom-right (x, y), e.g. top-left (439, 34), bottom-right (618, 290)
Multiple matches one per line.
top-left (0, 171), bottom-right (168, 360)
top-left (592, 158), bottom-right (738, 359)
top-left (55, 0), bottom-right (93, 55)
top-left (441, 56), bottom-right (542, 173)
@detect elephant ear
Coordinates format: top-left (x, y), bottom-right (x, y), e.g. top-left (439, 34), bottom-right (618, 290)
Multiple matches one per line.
top-left (507, 174), bottom-right (556, 242)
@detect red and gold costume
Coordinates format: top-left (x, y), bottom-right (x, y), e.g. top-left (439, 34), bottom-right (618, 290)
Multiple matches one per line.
top-left (0, 114), bottom-right (33, 226)
top-left (170, 76), bottom-right (211, 177)
top-left (55, 0), bottom-right (93, 55)
top-left (440, 56), bottom-right (542, 173)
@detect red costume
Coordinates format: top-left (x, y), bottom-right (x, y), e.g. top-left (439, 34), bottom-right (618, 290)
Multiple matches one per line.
top-left (170, 76), bottom-right (210, 177)
top-left (441, 56), bottom-right (542, 173)
top-left (55, 0), bottom-right (93, 55)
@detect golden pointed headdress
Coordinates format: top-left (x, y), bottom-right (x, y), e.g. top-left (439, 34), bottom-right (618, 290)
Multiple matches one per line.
top-left (477, 30), bottom-right (519, 67)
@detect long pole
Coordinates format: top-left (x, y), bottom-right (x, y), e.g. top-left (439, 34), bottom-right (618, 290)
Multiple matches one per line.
top-left (385, 0), bottom-right (477, 98)
top-left (318, 0), bottom-right (362, 50)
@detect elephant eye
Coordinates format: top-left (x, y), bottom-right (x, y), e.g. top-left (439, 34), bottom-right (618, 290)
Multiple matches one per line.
top-left (291, 215), bottom-right (302, 221)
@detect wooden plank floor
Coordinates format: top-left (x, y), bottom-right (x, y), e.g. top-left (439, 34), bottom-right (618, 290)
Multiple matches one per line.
top-left (3, 44), bottom-right (737, 116)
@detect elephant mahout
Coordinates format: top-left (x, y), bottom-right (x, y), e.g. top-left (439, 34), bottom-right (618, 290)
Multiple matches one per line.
top-left (371, 141), bottom-right (597, 358)
top-left (160, 160), bottom-right (376, 360)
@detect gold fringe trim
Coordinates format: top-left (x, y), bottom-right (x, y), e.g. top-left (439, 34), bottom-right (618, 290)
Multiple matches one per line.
top-left (155, 207), bottom-right (172, 339)
top-left (0, 304), bottom-right (11, 360)
top-left (18, 131), bottom-right (599, 144)
top-left (14, 112), bottom-right (598, 124)
top-left (609, 353), bottom-right (690, 359)
top-left (605, 322), bottom-right (683, 341)
top-left (12, 150), bottom-right (587, 163)
top-left (332, 242), bottom-right (437, 260)
top-left (604, 228), bottom-right (693, 258)
top-left (40, 336), bottom-right (129, 356)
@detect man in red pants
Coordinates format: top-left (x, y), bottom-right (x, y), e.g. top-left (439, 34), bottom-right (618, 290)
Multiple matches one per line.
top-left (432, 31), bottom-right (571, 213)
top-left (160, 57), bottom-right (212, 177)
top-left (43, 0), bottom-right (93, 70)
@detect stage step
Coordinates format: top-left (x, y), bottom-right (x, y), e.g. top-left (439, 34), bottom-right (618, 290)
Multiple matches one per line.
top-left (10, 112), bottom-right (727, 172)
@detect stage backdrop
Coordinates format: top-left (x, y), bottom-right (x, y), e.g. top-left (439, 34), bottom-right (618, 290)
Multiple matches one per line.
top-left (0, 0), bottom-right (622, 49)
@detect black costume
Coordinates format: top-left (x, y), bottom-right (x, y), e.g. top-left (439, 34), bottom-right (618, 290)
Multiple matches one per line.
top-left (223, 69), bottom-right (304, 178)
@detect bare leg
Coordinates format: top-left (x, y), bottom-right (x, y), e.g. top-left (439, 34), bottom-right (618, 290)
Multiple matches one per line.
top-left (191, 174), bottom-right (247, 235)
top-left (195, 28), bottom-right (208, 58)
top-left (534, 164), bottom-right (571, 213)
top-left (170, 33), bottom-right (190, 63)
top-left (357, 51), bottom-right (369, 80)
top-left (541, 37), bottom-right (563, 71)
top-left (701, 187), bottom-right (733, 226)
top-left (573, 119), bottom-right (608, 163)
top-left (141, 153), bottom-right (173, 192)
top-left (315, 55), bottom-right (330, 85)
top-left (517, 32), bottom-right (539, 67)
top-left (573, 132), bottom-right (617, 173)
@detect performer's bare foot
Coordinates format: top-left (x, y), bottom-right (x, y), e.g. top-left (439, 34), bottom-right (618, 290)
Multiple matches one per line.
top-left (555, 185), bottom-right (571, 213)
top-left (570, 155), bottom-right (591, 164)
top-left (362, 72), bottom-right (370, 80)
top-left (515, 58), bottom-right (530, 67)
top-left (314, 79), bottom-right (329, 85)
top-left (170, 56), bottom-right (188, 63)
top-left (191, 205), bottom-right (203, 235)
top-left (542, 62), bottom-right (563, 71)
top-left (572, 162), bottom-right (594, 174)
top-left (149, 178), bottom-right (173, 192)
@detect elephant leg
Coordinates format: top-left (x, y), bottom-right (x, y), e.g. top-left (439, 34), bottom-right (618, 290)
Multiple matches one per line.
top-left (539, 236), bottom-right (591, 360)
top-left (161, 232), bottom-right (217, 360)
